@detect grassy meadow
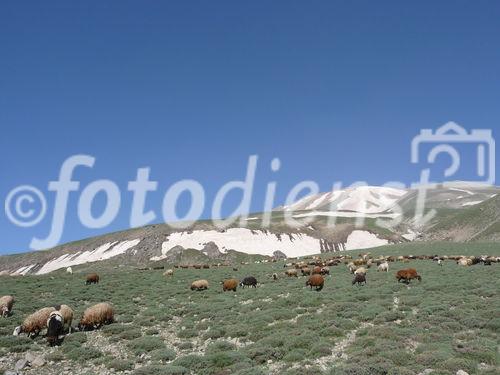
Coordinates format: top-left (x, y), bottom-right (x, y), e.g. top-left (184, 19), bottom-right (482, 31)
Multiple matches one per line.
top-left (0, 242), bottom-right (499, 375)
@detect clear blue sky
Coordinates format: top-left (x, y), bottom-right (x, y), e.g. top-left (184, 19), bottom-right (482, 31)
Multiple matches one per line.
top-left (1, 1), bottom-right (499, 254)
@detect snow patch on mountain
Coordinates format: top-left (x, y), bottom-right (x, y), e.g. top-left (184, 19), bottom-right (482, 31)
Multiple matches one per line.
top-left (281, 186), bottom-right (407, 214)
top-left (449, 187), bottom-right (474, 196)
top-left (36, 239), bottom-right (141, 274)
top-left (14, 264), bottom-right (37, 276)
top-left (153, 229), bottom-right (319, 259)
top-left (152, 228), bottom-right (390, 259)
top-left (292, 211), bottom-right (399, 219)
top-left (462, 200), bottom-right (483, 206)
top-left (345, 230), bottom-right (389, 249)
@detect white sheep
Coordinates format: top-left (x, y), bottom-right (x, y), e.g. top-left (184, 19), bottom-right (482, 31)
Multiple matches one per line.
top-left (0, 295), bottom-right (14, 317)
top-left (354, 267), bottom-right (367, 276)
top-left (66, 267), bottom-right (73, 275)
top-left (163, 269), bottom-right (174, 277)
top-left (377, 262), bottom-right (389, 272)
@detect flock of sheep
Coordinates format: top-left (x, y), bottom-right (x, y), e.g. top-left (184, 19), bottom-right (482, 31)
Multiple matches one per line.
top-left (1, 272), bottom-right (115, 346)
top-left (1, 251), bottom-right (497, 349)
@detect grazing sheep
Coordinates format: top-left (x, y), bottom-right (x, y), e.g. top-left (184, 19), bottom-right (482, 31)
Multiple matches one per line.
top-left (85, 273), bottom-right (100, 285)
top-left (272, 273), bottom-right (278, 281)
top-left (396, 268), bottom-right (422, 284)
top-left (222, 278), bottom-right (238, 292)
top-left (458, 258), bottom-right (472, 266)
top-left (46, 311), bottom-right (65, 346)
top-left (285, 269), bottom-right (298, 277)
top-left (354, 267), bottom-right (367, 276)
top-left (0, 295), bottom-right (14, 318)
top-left (352, 273), bottom-right (367, 285)
top-left (377, 262), bottom-right (389, 272)
top-left (163, 269), bottom-right (174, 277)
top-left (301, 267), bottom-right (312, 276)
top-left (437, 259), bottom-right (443, 266)
top-left (347, 262), bottom-right (357, 274)
top-left (78, 303), bottom-right (115, 331)
top-left (305, 274), bottom-right (324, 291)
top-left (312, 266), bottom-right (322, 275)
top-left (240, 276), bottom-right (258, 288)
top-left (191, 279), bottom-right (209, 291)
top-left (57, 304), bottom-right (74, 332)
top-left (320, 267), bottom-right (330, 275)
top-left (353, 259), bottom-right (366, 266)
top-left (13, 307), bottom-right (56, 337)
top-left (66, 267), bottom-right (73, 275)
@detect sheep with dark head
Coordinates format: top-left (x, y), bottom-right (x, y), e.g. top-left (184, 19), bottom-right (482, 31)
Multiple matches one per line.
top-left (0, 295), bottom-right (14, 318)
top-left (285, 269), bottom-right (298, 277)
top-left (78, 302), bottom-right (114, 331)
top-left (301, 267), bottom-right (312, 276)
top-left (46, 311), bottom-right (64, 346)
top-left (320, 267), bottom-right (330, 275)
top-left (240, 276), bottom-right (258, 288)
top-left (352, 273), bottom-right (367, 285)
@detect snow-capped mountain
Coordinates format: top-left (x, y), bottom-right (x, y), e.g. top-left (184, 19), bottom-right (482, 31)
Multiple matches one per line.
top-left (1, 183), bottom-right (499, 275)
top-left (278, 186), bottom-right (407, 214)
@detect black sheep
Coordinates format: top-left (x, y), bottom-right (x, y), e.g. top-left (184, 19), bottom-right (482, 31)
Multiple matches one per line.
top-left (240, 276), bottom-right (258, 288)
top-left (46, 312), bottom-right (64, 346)
top-left (352, 273), bottom-right (367, 286)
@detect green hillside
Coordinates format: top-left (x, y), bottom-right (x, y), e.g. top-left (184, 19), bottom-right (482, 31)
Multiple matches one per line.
top-left (0, 242), bottom-right (499, 375)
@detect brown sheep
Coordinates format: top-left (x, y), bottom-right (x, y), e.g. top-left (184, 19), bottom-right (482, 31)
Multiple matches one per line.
top-left (396, 268), bottom-right (422, 284)
top-left (222, 278), bottom-right (238, 292)
top-left (13, 307), bottom-right (56, 337)
top-left (312, 266), bottom-right (322, 275)
top-left (85, 273), bottom-right (99, 285)
top-left (285, 269), bottom-right (298, 277)
top-left (191, 279), bottom-right (209, 291)
top-left (305, 274), bottom-right (324, 291)
top-left (0, 295), bottom-right (14, 318)
top-left (78, 302), bottom-right (114, 331)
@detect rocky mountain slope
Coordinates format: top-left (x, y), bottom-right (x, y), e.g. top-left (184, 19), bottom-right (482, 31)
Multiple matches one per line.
top-left (1, 183), bottom-right (498, 275)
